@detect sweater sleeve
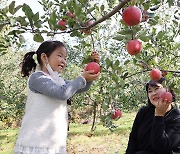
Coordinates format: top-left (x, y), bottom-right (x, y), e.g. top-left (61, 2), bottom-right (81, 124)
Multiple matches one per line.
top-left (151, 114), bottom-right (180, 153)
top-left (28, 71), bottom-right (86, 100)
top-left (126, 108), bottom-right (145, 154)
top-left (64, 79), bottom-right (93, 93)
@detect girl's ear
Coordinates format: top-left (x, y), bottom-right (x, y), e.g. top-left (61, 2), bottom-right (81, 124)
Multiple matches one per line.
top-left (41, 53), bottom-right (48, 65)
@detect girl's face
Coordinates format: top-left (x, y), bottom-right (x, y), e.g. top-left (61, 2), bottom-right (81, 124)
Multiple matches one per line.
top-left (47, 46), bottom-right (67, 73)
top-left (148, 83), bottom-right (166, 106)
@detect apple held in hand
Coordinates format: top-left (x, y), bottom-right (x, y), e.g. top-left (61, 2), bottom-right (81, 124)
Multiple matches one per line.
top-left (111, 109), bottom-right (122, 120)
top-left (150, 69), bottom-right (162, 81)
top-left (126, 40), bottom-right (142, 55)
top-left (122, 6), bottom-right (142, 26)
top-left (85, 62), bottom-right (100, 74)
top-left (160, 91), bottom-right (172, 103)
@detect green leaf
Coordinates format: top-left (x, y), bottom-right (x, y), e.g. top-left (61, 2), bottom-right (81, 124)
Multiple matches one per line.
top-left (14, 5), bottom-right (22, 14)
top-left (112, 74), bottom-right (119, 83)
top-left (144, 3), bottom-right (150, 10)
top-left (113, 35), bottom-right (124, 41)
top-left (100, 5), bottom-right (104, 11)
top-left (124, 60), bottom-right (130, 65)
top-left (33, 33), bottom-right (44, 42)
top-left (9, 1), bottom-right (15, 14)
top-left (88, 7), bottom-right (95, 13)
top-left (114, 60), bottom-right (119, 67)
top-left (70, 31), bottom-right (80, 37)
top-left (105, 58), bottom-right (111, 68)
top-left (75, 4), bottom-right (82, 16)
top-left (0, 24), bottom-right (5, 31)
top-left (102, 103), bottom-right (108, 111)
top-left (82, 56), bottom-right (91, 65)
top-left (22, 4), bottom-right (34, 27)
top-left (119, 79), bottom-right (125, 87)
top-left (139, 34), bottom-right (149, 42)
top-left (33, 12), bottom-right (39, 22)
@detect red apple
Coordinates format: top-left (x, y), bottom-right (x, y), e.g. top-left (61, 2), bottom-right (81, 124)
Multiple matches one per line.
top-left (67, 11), bottom-right (75, 18)
top-left (82, 20), bottom-right (94, 34)
top-left (88, 20), bottom-right (94, 26)
top-left (122, 6), bottom-right (142, 26)
top-left (160, 91), bottom-right (172, 103)
top-left (111, 109), bottom-right (122, 120)
top-left (85, 62), bottom-right (100, 74)
top-left (126, 40), bottom-right (142, 55)
top-left (57, 20), bottom-right (67, 30)
top-left (150, 69), bottom-right (162, 80)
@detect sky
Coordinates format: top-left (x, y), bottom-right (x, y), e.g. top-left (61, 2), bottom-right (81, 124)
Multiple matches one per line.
top-left (7, 0), bottom-right (76, 50)
top-left (8, 0), bottom-right (45, 50)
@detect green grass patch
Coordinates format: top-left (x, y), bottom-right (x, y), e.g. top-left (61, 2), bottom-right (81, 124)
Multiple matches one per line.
top-left (0, 112), bottom-right (136, 154)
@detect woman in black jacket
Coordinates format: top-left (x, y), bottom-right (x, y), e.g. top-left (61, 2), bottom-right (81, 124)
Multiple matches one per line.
top-left (126, 78), bottom-right (180, 154)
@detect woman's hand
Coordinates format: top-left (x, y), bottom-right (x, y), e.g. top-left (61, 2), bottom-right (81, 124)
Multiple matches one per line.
top-left (155, 99), bottom-right (171, 116)
top-left (91, 51), bottom-right (100, 63)
top-left (81, 70), bottom-right (100, 82)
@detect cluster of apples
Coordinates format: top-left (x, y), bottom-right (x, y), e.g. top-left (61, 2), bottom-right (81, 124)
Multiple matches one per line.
top-left (57, 11), bottom-right (75, 31)
top-left (57, 11), bottom-right (94, 34)
top-left (150, 68), bottom-right (172, 103)
top-left (122, 6), bottom-right (142, 55)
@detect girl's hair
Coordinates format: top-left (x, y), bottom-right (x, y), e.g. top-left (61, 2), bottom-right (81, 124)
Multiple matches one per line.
top-left (145, 77), bottom-right (176, 107)
top-left (21, 41), bottom-right (66, 77)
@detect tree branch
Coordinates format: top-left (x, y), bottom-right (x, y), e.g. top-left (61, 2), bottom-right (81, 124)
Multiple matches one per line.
top-left (87, 0), bottom-right (131, 29)
top-left (125, 69), bottom-right (180, 79)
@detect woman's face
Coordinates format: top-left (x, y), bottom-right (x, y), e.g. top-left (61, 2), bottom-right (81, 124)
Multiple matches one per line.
top-left (148, 83), bottom-right (166, 106)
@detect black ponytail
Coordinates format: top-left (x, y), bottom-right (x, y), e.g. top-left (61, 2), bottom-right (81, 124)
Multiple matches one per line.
top-left (21, 51), bottom-right (36, 77)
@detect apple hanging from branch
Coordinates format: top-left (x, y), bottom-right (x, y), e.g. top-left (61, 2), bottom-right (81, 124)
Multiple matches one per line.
top-left (150, 68), bottom-right (162, 81)
top-left (67, 11), bottom-right (75, 18)
top-left (122, 6), bottom-right (142, 26)
top-left (126, 40), bottom-right (142, 55)
top-left (57, 19), bottom-right (67, 31)
top-left (81, 20), bottom-right (94, 34)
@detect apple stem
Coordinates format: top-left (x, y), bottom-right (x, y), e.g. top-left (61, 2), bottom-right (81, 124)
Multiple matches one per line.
top-left (91, 34), bottom-right (95, 51)
top-left (130, 26), bottom-right (134, 40)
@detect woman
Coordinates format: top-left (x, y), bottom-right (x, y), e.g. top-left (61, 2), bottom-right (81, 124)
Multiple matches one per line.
top-left (126, 78), bottom-right (180, 154)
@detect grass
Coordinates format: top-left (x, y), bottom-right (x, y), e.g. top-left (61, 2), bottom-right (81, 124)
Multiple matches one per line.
top-left (0, 112), bottom-right (136, 154)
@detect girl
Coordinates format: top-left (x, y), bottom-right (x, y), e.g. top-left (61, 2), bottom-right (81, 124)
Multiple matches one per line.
top-left (14, 40), bottom-right (100, 154)
top-left (126, 78), bottom-right (180, 154)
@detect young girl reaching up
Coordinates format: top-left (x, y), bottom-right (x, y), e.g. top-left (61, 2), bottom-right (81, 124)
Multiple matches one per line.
top-left (14, 40), bottom-right (100, 154)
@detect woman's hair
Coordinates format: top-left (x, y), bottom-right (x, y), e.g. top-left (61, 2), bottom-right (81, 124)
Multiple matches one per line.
top-left (21, 41), bottom-right (66, 77)
top-left (145, 77), bottom-right (176, 107)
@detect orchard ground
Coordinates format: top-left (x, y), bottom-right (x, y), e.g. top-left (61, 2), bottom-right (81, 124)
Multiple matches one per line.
top-left (0, 112), bottom-right (136, 154)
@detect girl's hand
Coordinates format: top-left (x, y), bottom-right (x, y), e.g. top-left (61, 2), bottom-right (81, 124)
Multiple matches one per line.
top-left (91, 51), bottom-right (100, 63)
top-left (155, 99), bottom-right (171, 116)
top-left (81, 70), bottom-right (100, 82)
